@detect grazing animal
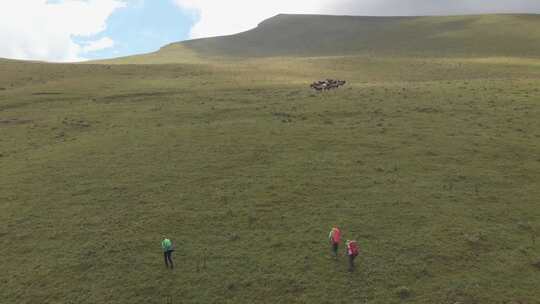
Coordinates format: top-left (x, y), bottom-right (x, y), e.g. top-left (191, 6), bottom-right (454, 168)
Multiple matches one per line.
top-left (310, 79), bottom-right (347, 91)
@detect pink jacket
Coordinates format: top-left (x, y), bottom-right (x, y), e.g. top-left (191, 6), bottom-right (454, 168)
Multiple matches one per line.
top-left (329, 227), bottom-right (341, 244)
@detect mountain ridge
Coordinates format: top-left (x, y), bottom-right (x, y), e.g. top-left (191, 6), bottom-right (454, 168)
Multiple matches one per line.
top-left (159, 13), bottom-right (540, 59)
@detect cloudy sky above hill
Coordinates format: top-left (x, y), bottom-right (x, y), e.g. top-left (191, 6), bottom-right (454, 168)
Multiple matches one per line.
top-left (1, 0), bottom-right (540, 62)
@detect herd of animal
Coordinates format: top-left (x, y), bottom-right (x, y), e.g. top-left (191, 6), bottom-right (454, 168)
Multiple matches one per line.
top-left (310, 79), bottom-right (347, 91)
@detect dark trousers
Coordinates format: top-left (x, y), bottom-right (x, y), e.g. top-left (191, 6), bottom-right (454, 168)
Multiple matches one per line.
top-left (164, 250), bottom-right (174, 269)
top-left (331, 242), bottom-right (339, 257)
top-left (348, 254), bottom-right (356, 272)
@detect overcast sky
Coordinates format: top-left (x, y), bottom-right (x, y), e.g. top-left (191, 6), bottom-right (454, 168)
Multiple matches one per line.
top-left (2, 0), bottom-right (540, 62)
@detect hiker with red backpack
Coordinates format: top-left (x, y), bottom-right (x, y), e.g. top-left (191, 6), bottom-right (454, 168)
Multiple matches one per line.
top-left (328, 226), bottom-right (341, 259)
top-left (346, 240), bottom-right (359, 272)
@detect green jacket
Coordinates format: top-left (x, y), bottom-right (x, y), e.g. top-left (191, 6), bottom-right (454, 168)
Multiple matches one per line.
top-left (161, 239), bottom-right (173, 252)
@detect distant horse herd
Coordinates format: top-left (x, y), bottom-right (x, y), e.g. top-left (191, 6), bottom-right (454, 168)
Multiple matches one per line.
top-left (310, 79), bottom-right (347, 91)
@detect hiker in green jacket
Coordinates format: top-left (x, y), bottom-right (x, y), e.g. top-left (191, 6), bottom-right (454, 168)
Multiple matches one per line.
top-left (162, 238), bottom-right (174, 269)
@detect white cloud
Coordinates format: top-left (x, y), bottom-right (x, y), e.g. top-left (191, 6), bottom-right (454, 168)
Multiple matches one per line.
top-left (322, 0), bottom-right (540, 16)
top-left (174, 0), bottom-right (329, 38)
top-left (81, 36), bottom-right (115, 53)
top-left (175, 0), bottom-right (540, 39)
top-left (0, 0), bottom-right (125, 62)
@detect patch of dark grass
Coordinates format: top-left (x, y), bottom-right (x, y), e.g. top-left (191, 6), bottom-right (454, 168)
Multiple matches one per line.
top-left (0, 118), bottom-right (33, 126)
top-left (532, 259), bottom-right (540, 270)
top-left (32, 92), bottom-right (62, 95)
top-left (396, 286), bottom-right (412, 300)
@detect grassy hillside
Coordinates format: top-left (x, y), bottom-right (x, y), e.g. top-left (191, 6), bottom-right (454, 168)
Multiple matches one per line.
top-left (2, 14), bottom-right (540, 304)
top-left (165, 14), bottom-right (540, 59)
top-left (102, 14), bottom-right (540, 65)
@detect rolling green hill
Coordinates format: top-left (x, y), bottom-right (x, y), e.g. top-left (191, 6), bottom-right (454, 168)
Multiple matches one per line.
top-left (115, 13), bottom-right (540, 63)
top-left (1, 14), bottom-right (540, 304)
top-left (182, 13), bottom-right (540, 57)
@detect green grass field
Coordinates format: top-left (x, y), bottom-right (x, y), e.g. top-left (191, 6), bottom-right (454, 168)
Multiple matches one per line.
top-left (1, 14), bottom-right (540, 304)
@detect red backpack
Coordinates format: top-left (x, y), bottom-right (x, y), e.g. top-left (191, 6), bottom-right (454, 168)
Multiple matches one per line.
top-left (348, 241), bottom-right (359, 257)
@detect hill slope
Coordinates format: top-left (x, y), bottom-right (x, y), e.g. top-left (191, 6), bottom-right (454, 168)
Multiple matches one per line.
top-left (2, 13), bottom-right (540, 304)
top-left (3, 51), bottom-right (540, 304)
top-left (151, 14), bottom-right (540, 60)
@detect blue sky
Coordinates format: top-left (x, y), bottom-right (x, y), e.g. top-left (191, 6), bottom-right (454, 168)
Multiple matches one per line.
top-left (76, 0), bottom-right (196, 60)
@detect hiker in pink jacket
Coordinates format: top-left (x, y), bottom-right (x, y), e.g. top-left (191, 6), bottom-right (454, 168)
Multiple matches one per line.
top-left (328, 226), bottom-right (341, 259)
